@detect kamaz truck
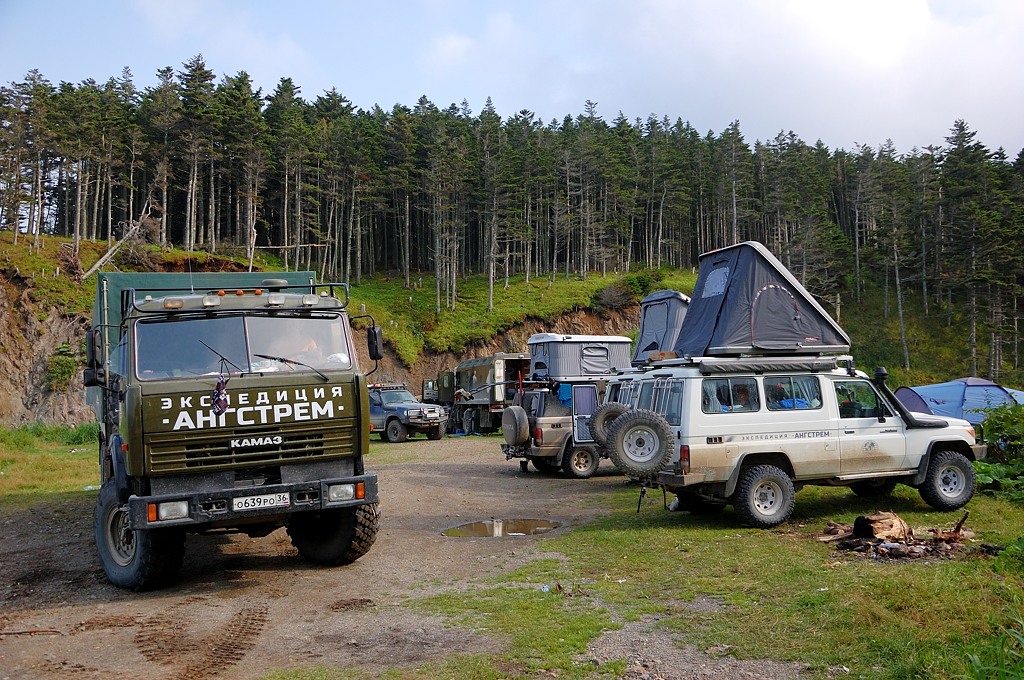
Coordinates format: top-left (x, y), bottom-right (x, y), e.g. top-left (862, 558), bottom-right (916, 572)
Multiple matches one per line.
top-left (83, 271), bottom-right (384, 590)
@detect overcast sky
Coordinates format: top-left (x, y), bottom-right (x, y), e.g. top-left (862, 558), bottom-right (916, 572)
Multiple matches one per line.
top-left (2, 0), bottom-right (1021, 155)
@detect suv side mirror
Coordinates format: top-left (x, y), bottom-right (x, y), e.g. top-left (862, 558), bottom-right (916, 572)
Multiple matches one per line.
top-left (367, 326), bottom-right (384, 361)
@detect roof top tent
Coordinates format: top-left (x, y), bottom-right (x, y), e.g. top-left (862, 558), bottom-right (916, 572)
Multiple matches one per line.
top-left (671, 241), bottom-right (850, 358)
top-left (895, 377), bottom-right (1020, 425)
top-left (631, 289), bottom-right (691, 366)
top-left (528, 333), bottom-right (633, 381)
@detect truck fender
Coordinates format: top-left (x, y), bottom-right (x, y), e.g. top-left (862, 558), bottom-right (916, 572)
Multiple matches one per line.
top-left (724, 452), bottom-right (795, 498)
top-left (108, 434), bottom-right (130, 504)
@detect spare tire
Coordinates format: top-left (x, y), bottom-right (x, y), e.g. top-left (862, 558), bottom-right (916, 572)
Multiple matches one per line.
top-left (606, 409), bottom-right (674, 479)
top-left (502, 405), bottom-right (530, 445)
top-left (589, 402), bottom-right (630, 448)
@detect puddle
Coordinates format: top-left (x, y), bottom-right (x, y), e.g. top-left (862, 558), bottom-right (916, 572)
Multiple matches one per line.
top-left (442, 518), bottom-right (562, 538)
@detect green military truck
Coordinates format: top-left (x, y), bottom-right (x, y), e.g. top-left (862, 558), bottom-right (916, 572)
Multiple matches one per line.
top-left (83, 271), bottom-right (384, 590)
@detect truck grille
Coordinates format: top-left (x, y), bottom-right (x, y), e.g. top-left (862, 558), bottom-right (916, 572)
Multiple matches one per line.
top-left (145, 420), bottom-right (357, 474)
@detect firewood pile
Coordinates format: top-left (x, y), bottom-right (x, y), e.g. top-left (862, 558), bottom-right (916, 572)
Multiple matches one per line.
top-left (819, 511), bottom-right (976, 560)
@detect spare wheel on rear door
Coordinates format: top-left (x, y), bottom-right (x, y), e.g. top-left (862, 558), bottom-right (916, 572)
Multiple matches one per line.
top-left (606, 409), bottom-right (674, 479)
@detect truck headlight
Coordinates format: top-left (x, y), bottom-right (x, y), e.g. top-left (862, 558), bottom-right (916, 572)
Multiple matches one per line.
top-left (148, 500), bottom-right (189, 521)
top-left (327, 483), bottom-right (365, 502)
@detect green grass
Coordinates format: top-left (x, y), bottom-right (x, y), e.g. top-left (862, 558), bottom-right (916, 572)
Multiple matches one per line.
top-left (398, 483), bottom-right (1024, 680)
top-left (0, 423), bottom-right (99, 508)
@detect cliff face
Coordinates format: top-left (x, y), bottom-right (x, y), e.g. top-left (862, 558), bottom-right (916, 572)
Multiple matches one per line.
top-left (0, 273), bottom-right (640, 427)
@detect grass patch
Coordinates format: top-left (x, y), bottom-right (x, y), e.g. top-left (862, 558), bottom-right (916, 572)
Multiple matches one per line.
top-left (383, 482), bottom-right (1024, 680)
top-left (0, 423), bottom-right (99, 506)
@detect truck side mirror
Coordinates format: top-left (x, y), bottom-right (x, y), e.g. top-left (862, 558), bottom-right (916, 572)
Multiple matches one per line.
top-left (367, 326), bottom-right (384, 361)
top-left (83, 366), bottom-right (106, 388)
top-left (85, 328), bottom-right (102, 369)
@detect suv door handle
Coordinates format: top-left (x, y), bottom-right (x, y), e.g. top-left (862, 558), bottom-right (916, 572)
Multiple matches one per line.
top-left (844, 429), bottom-right (855, 434)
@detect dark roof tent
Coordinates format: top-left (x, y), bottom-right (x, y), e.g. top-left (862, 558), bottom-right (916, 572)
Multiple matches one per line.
top-left (895, 377), bottom-right (1021, 425)
top-left (671, 241), bottom-right (850, 358)
top-left (631, 289), bottom-right (690, 366)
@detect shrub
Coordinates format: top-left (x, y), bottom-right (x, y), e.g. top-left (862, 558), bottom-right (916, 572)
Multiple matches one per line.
top-left (46, 342), bottom-right (79, 391)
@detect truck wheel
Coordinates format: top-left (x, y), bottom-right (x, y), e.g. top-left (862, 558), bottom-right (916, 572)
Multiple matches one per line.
top-left (606, 409), bottom-right (674, 479)
top-left (919, 450), bottom-right (976, 511)
top-left (385, 419), bottom-right (408, 443)
top-left (427, 424), bottom-right (445, 440)
top-left (287, 502), bottom-right (380, 566)
top-left (502, 405), bottom-right (530, 445)
top-left (732, 465), bottom-right (795, 529)
top-left (562, 447), bottom-right (600, 479)
top-left (589, 402), bottom-right (629, 448)
top-left (94, 482), bottom-right (184, 590)
top-left (850, 479), bottom-right (899, 498)
top-left (529, 456), bottom-right (561, 474)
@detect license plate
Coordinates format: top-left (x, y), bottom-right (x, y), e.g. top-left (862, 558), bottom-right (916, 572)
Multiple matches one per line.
top-left (232, 492), bottom-right (290, 511)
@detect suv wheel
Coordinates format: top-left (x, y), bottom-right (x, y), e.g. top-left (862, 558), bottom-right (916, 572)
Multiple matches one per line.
top-left (427, 424), bottom-right (444, 440)
top-left (919, 450), bottom-right (976, 511)
top-left (502, 405), bottom-right (530, 445)
top-left (385, 419), bottom-right (408, 443)
top-left (562, 447), bottom-right (600, 479)
top-left (733, 464), bottom-right (795, 528)
top-left (589, 402), bottom-right (629, 448)
top-left (606, 409), bottom-right (674, 479)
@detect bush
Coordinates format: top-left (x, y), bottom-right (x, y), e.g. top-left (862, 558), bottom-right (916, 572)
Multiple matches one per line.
top-left (980, 403), bottom-right (1024, 463)
top-left (621, 269), bottom-right (663, 298)
top-left (46, 343), bottom-right (79, 391)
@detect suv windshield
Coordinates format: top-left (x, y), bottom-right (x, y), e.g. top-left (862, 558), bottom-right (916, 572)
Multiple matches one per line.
top-left (380, 390), bottom-right (417, 404)
top-left (135, 314), bottom-right (351, 379)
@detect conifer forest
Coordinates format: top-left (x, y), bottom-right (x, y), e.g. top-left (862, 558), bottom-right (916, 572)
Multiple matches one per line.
top-left (2, 57), bottom-right (1024, 377)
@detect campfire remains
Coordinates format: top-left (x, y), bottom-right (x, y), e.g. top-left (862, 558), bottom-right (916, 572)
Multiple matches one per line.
top-left (820, 511), bottom-right (976, 560)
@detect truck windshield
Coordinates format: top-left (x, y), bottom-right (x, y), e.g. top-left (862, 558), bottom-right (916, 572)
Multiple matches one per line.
top-left (135, 314), bottom-right (352, 379)
top-left (380, 390), bottom-right (417, 404)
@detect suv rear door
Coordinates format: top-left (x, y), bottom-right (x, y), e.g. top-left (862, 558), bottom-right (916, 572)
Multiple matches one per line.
top-left (571, 384), bottom-right (600, 443)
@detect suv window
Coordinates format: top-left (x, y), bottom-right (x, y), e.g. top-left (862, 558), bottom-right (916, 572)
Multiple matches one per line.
top-left (834, 379), bottom-right (892, 418)
top-left (702, 377), bottom-right (760, 414)
top-left (765, 376), bottom-right (822, 411)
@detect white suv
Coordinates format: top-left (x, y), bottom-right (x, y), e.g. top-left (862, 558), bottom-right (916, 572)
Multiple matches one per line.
top-left (595, 356), bottom-right (986, 528)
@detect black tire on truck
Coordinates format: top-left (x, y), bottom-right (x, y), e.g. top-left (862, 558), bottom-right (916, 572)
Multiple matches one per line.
top-left (94, 482), bottom-right (185, 591)
top-left (732, 464), bottom-right (795, 529)
top-left (287, 502), bottom-right (381, 565)
top-left (562, 446), bottom-right (600, 479)
top-left (385, 419), bottom-right (408, 443)
top-left (605, 409), bottom-right (674, 479)
top-left (502, 405), bottom-right (530, 445)
top-left (427, 424), bottom-right (444, 440)
top-left (589, 402), bottom-right (630, 448)
top-left (918, 450), bottom-right (976, 511)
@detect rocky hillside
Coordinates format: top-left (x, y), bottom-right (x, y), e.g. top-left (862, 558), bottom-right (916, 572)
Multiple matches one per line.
top-left (0, 263), bottom-right (640, 428)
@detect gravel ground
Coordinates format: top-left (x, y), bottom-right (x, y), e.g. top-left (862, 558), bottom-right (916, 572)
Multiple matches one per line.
top-left (0, 435), bottom-right (812, 679)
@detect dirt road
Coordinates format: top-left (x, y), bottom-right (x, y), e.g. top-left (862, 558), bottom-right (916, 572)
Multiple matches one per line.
top-left (0, 436), bottom-right (804, 680)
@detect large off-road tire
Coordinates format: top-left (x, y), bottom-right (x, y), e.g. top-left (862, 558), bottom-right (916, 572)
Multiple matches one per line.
top-left (732, 464), bottom-right (795, 529)
top-left (529, 456), bottom-right (561, 474)
top-left (94, 482), bottom-right (185, 591)
top-left (589, 402), bottom-right (630, 448)
top-left (502, 405), bottom-right (530, 445)
top-left (385, 419), bottom-right (408, 443)
top-left (426, 424), bottom-right (445, 440)
top-left (918, 450), bottom-right (976, 511)
top-left (850, 478), bottom-right (899, 498)
top-left (605, 409), bottom-right (674, 479)
top-left (562, 447), bottom-right (600, 479)
top-left (287, 502), bottom-right (380, 565)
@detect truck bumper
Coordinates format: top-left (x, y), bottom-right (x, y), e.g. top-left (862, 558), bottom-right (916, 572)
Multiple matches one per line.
top-left (972, 443), bottom-right (987, 461)
top-left (127, 472), bottom-right (379, 530)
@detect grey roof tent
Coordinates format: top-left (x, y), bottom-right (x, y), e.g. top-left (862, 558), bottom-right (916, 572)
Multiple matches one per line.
top-left (671, 241), bottom-right (850, 357)
top-left (631, 289), bottom-right (690, 366)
